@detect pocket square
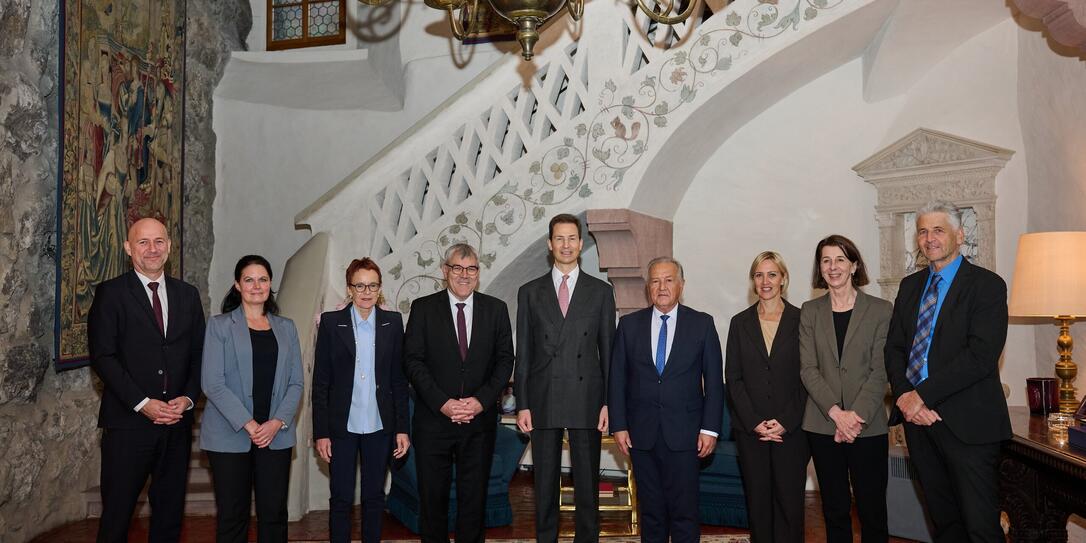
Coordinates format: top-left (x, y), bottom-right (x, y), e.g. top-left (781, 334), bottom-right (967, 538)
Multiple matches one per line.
top-left (381, 322), bottom-right (391, 327)
top-left (337, 324), bottom-right (349, 327)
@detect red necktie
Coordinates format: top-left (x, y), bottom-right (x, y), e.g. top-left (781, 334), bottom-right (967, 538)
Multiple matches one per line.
top-left (456, 302), bottom-right (468, 361)
top-left (148, 281), bottom-right (165, 335)
top-left (558, 275), bottom-right (570, 317)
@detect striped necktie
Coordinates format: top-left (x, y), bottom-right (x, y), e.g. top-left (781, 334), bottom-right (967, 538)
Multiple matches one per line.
top-left (906, 275), bottom-right (942, 386)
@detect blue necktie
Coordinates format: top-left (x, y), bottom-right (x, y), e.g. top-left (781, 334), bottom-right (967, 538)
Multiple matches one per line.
top-left (907, 274), bottom-right (942, 386)
top-left (655, 315), bottom-right (669, 376)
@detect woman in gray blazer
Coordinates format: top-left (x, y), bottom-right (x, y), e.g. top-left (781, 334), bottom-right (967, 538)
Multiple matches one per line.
top-left (201, 255), bottom-right (304, 543)
top-left (799, 235), bottom-right (892, 543)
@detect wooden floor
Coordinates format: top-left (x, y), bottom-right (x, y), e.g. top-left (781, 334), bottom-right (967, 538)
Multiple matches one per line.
top-left (33, 471), bottom-right (917, 542)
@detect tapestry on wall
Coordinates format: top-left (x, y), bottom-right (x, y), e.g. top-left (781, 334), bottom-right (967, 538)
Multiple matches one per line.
top-left (57, 0), bottom-right (186, 369)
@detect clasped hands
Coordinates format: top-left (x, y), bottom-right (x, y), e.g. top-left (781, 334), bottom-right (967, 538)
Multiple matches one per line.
top-left (828, 405), bottom-right (865, 443)
top-left (141, 397), bottom-right (190, 425)
top-left (754, 419), bottom-right (786, 443)
top-left (244, 419), bottom-right (284, 448)
top-left (896, 390), bottom-right (941, 427)
top-left (441, 397), bottom-right (484, 424)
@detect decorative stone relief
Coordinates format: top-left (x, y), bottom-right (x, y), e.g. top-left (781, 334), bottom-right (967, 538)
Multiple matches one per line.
top-left (852, 128), bottom-right (1013, 301)
top-left (585, 209), bottom-right (673, 315)
top-left (1011, 0), bottom-right (1086, 54)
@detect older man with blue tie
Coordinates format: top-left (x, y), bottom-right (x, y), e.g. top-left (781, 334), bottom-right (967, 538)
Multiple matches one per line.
top-left (608, 256), bottom-right (724, 543)
top-left (885, 201), bottom-right (1010, 542)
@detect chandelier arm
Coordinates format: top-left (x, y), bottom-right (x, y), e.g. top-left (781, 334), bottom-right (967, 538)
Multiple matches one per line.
top-left (637, 0), bottom-right (699, 24)
top-left (566, 0), bottom-right (584, 21)
top-left (446, 0), bottom-right (478, 40)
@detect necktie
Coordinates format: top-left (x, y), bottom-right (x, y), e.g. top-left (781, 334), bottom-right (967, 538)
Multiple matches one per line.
top-left (558, 274), bottom-right (570, 317)
top-left (655, 315), bottom-right (669, 376)
top-left (148, 281), bottom-right (165, 335)
top-left (906, 275), bottom-right (942, 386)
top-left (456, 302), bottom-right (468, 361)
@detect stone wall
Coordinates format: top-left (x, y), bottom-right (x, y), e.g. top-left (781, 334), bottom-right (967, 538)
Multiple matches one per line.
top-left (0, 1), bottom-right (250, 541)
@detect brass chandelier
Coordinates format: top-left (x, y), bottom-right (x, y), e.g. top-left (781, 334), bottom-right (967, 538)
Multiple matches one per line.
top-left (361, 0), bottom-right (700, 60)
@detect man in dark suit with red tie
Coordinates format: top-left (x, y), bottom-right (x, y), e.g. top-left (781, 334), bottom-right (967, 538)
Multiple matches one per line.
top-left (609, 256), bottom-right (724, 543)
top-left (514, 214), bottom-right (615, 543)
top-left (885, 201), bottom-right (1010, 542)
top-left (88, 218), bottom-right (206, 543)
top-left (403, 243), bottom-right (515, 543)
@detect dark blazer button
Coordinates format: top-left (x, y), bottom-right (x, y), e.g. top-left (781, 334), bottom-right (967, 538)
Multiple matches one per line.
top-left (584, 332), bottom-right (588, 336)
top-left (579, 377), bottom-right (583, 381)
top-left (577, 354), bottom-right (582, 358)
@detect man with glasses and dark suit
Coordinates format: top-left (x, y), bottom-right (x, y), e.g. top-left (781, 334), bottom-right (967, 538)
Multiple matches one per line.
top-left (403, 243), bottom-right (515, 543)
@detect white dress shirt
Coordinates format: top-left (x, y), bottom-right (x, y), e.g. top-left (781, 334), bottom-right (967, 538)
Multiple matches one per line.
top-left (447, 290), bottom-right (475, 347)
top-left (132, 271), bottom-right (192, 413)
top-left (551, 265), bottom-right (580, 299)
top-left (135, 270), bottom-right (169, 334)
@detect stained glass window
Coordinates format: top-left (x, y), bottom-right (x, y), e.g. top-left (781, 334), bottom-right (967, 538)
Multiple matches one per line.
top-left (268, 0), bottom-right (346, 50)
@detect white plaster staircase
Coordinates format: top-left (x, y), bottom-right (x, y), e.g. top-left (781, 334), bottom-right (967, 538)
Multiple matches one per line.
top-left (292, 0), bottom-right (895, 314)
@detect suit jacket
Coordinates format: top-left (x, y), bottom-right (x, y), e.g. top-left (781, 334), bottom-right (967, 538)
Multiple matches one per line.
top-left (89, 270), bottom-right (206, 429)
top-left (514, 271), bottom-right (616, 429)
top-left (311, 305), bottom-right (409, 439)
top-left (200, 307), bottom-right (304, 452)
top-left (724, 301), bottom-right (806, 437)
top-left (884, 259), bottom-right (1010, 444)
top-left (799, 290), bottom-right (892, 437)
top-left (608, 304), bottom-right (724, 451)
top-left (403, 290), bottom-right (514, 435)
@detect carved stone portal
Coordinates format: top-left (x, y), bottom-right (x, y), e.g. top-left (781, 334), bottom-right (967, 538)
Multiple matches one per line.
top-left (852, 128), bottom-right (1014, 300)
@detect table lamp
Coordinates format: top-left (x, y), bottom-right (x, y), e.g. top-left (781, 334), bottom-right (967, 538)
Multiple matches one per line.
top-left (1008, 232), bottom-right (1086, 414)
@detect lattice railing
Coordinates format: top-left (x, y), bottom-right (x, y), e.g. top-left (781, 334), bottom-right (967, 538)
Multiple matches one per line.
top-left (300, 0), bottom-right (859, 314)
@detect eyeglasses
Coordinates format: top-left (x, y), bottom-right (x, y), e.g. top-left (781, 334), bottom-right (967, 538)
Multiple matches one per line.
top-left (350, 283), bottom-right (382, 293)
top-left (444, 264), bottom-right (480, 276)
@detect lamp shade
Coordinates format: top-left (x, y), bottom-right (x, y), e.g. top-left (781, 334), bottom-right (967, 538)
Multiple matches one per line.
top-left (1008, 232), bottom-right (1086, 317)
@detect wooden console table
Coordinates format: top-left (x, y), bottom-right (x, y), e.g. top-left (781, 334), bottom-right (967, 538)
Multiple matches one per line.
top-left (999, 407), bottom-right (1086, 542)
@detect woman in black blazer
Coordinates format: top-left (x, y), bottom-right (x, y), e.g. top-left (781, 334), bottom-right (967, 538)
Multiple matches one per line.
top-left (311, 258), bottom-right (410, 543)
top-left (725, 251), bottom-right (809, 543)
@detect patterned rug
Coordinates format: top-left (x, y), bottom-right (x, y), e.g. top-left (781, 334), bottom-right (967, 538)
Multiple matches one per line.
top-left (298, 538), bottom-right (751, 542)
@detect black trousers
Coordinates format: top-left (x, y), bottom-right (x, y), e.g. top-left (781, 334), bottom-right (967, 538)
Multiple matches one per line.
top-left (903, 421), bottom-right (1003, 543)
top-left (328, 431), bottom-right (393, 543)
top-left (734, 430), bottom-right (809, 543)
top-left (531, 427), bottom-right (601, 543)
top-left (629, 437), bottom-right (700, 543)
top-left (808, 432), bottom-right (888, 543)
top-left (414, 429), bottom-right (496, 543)
top-left (97, 426), bottom-right (192, 543)
top-left (205, 446), bottom-right (291, 543)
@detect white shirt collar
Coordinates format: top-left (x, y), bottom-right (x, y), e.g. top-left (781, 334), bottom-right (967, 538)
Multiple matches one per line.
top-left (134, 270), bottom-right (165, 288)
top-left (652, 304), bottom-right (679, 321)
top-left (447, 289), bottom-right (475, 308)
top-left (551, 265), bottom-right (579, 288)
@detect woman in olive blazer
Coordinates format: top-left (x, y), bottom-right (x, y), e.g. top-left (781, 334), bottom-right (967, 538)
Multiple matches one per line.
top-left (725, 251), bottom-right (809, 543)
top-left (201, 255), bottom-right (304, 543)
top-left (799, 235), bottom-right (892, 543)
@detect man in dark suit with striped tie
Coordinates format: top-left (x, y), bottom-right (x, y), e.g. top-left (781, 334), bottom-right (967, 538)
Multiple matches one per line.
top-left (514, 214), bottom-right (615, 543)
top-left (88, 218), bottom-right (206, 543)
top-left (885, 201), bottom-right (1010, 542)
top-left (608, 256), bottom-right (724, 543)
